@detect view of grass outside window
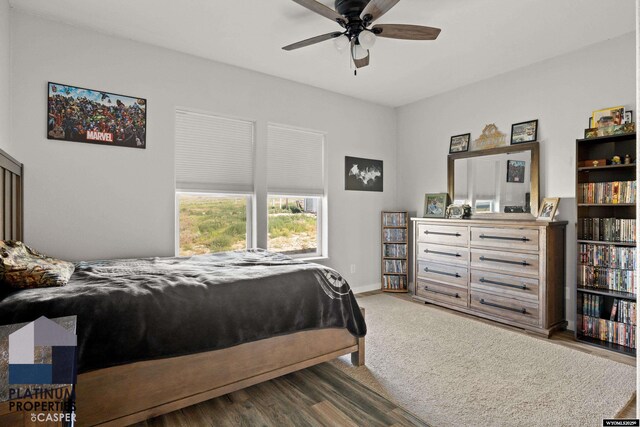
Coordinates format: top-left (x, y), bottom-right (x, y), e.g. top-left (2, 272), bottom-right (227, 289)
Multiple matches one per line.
top-left (178, 194), bottom-right (248, 256)
top-left (268, 196), bottom-right (319, 256)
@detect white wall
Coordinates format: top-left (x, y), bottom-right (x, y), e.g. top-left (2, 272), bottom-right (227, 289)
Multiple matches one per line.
top-left (0, 0), bottom-right (10, 151)
top-left (396, 32), bottom-right (637, 329)
top-left (10, 11), bottom-right (398, 292)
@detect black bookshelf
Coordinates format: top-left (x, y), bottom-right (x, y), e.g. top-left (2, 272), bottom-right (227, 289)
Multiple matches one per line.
top-left (577, 287), bottom-right (636, 300)
top-left (576, 239), bottom-right (636, 247)
top-left (575, 132), bottom-right (636, 356)
top-left (575, 334), bottom-right (636, 357)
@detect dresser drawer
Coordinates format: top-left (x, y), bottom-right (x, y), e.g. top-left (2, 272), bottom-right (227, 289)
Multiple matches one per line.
top-left (470, 270), bottom-right (539, 301)
top-left (470, 227), bottom-right (539, 251)
top-left (417, 260), bottom-right (467, 287)
top-left (417, 242), bottom-right (469, 266)
top-left (416, 280), bottom-right (468, 308)
top-left (470, 249), bottom-right (539, 277)
top-left (470, 291), bottom-right (539, 326)
top-left (417, 224), bottom-right (468, 246)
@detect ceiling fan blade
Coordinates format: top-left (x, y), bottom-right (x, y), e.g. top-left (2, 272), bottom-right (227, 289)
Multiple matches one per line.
top-left (372, 24), bottom-right (441, 40)
top-left (282, 32), bottom-right (343, 51)
top-left (354, 52), bottom-right (370, 69)
top-left (291, 0), bottom-right (345, 24)
top-left (361, 0), bottom-right (400, 23)
top-left (351, 39), bottom-right (370, 69)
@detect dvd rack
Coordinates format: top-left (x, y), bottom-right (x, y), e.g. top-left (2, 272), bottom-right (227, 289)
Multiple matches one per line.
top-left (381, 212), bottom-right (409, 293)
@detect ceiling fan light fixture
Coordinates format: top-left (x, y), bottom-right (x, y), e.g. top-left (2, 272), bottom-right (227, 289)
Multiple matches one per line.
top-left (334, 34), bottom-right (351, 51)
top-left (284, 0), bottom-right (442, 71)
top-left (358, 30), bottom-right (377, 50)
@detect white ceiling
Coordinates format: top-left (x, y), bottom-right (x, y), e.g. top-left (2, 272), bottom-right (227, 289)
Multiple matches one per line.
top-left (9, 0), bottom-right (636, 107)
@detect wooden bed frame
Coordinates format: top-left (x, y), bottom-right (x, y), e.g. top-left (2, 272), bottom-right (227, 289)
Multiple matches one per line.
top-left (0, 150), bottom-right (365, 426)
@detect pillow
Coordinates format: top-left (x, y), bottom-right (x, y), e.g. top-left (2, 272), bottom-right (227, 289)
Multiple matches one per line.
top-left (0, 241), bottom-right (75, 289)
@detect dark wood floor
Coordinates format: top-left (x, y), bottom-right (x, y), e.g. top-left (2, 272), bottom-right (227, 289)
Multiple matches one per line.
top-left (133, 363), bottom-right (427, 427)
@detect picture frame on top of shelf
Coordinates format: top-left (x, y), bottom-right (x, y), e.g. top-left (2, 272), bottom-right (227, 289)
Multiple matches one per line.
top-left (592, 106), bottom-right (624, 128)
top-left (538, 197), bottom-right (560, 221)
top-left (449, 133), bottom-right (470, 153)
top-left (510, 119), bottom-right (538, 145)
top-left (624, 110), bottom-right (634, 124)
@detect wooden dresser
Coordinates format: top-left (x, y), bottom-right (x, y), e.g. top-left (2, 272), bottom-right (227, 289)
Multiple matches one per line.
top-left (411, 218), bottom-right (567, 336)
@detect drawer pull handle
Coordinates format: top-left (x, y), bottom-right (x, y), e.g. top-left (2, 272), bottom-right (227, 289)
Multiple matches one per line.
top-left (479, 256), bottom-right (530, 267)
top-left (480, 298), bottom-right (527, 314)
top-left (479, 234), bottom-right (530, 242)
top-left (424, 267), bottom-right (461, 278)
top-left (424, 286), bottom-right (460, 299)
top-left (424, 231), bottom-right (461, 237)
top-left (479, 278), bottom-right (527, 290)
top-left (424, 249), bottom-right (461, 257)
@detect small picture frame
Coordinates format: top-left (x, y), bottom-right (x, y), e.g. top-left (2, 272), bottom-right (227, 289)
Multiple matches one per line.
top-left (449, 133), bottom-right (470, 153)
top-left (474, 200), bottom-right (494, 213)
top-left (506, 160), bottom-right (526, 183)
top-left (624, 110), bottom-right (633, 124)
top-left (510, 120), bottom-right (538, 145)
top-left (424, 193), bottom-right (449, 218)
top-left (592, 106), bottom-right (624, 128)
top-left (537, 197), bottom-right (560, 221)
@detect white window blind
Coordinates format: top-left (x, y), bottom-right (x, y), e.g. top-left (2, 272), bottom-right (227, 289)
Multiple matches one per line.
top-left (175, 110), bottom-right (254, 193)
top-left (267, 125), bottom-right (325, 196)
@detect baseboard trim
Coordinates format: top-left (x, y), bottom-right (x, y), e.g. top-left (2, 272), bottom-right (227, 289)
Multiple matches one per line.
top-left (352, 283), bottom-right (382, 294)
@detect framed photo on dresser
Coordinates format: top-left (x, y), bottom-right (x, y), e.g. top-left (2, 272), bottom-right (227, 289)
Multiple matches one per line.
top-left (424, 193), bottom-right (449, 218)
top-left (537, 197), bottom-right (560, 221)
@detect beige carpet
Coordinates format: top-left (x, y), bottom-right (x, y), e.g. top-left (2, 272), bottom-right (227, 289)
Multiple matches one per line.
top-left (332, 294), bottom-right (636, 427)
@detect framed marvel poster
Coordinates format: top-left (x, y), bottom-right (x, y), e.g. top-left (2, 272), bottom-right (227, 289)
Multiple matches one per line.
top-left (47, 82), bottom-right (147, 149)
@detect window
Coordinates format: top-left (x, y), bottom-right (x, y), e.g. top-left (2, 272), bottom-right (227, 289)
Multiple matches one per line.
top-left (267, 124), bottom-right (326, 257)
top-left (175, 110), bottom-right (254, 255)
top-left (268, 196), bottom-right (321, 256)
top-left (177, 193), bottom-right (250, 256)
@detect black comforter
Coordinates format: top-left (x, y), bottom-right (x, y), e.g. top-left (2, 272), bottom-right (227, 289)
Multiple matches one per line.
top-left (0, 250), bottom-right (366, 373)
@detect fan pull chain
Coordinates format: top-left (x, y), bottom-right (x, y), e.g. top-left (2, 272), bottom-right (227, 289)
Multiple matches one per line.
top-left (350, 40), bottom-right (357, 76)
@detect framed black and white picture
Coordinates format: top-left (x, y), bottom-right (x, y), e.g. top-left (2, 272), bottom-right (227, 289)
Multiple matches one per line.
top-left (345, 156), bottom-right (383, 192)
top-left (510, 119), bottom-right (538, 145)
top-left (48, 82), bottom-right (147, 149)
top-left (449, 133), bottom-right (470, 153)
top-left (506, 160), bottom-right (526, 183)
top-left (624, 110), bottom-right (634, 124)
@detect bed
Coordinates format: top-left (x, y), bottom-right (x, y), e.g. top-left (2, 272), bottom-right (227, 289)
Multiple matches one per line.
top-left (0, 149), bottom-right (366, 426)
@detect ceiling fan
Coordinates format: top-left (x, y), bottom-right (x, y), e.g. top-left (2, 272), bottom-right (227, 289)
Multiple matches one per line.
top-left (283, 0), bottom-right (441, 73)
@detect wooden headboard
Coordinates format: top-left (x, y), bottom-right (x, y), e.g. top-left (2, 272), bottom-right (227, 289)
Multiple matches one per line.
top-left (0, 148), bottom-right (23, 241)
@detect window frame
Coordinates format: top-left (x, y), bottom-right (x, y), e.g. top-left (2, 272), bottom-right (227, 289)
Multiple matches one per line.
top-left (175, 191), bottom-right (253, 256)
top-left (266, 193), bottom-right (324, 259)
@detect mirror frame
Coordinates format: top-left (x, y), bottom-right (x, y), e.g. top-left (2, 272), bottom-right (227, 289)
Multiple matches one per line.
top-left (447, 141), bottom-right (540, 220)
